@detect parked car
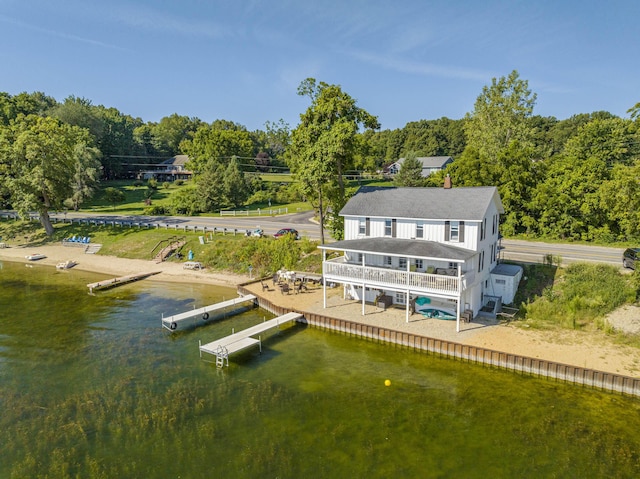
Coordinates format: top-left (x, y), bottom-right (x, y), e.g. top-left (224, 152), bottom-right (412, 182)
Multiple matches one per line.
top-left (273, 228), bottom-right (300, 240)
top-left (245, 228), bottom-right (264, 237)
top-left (623, 248), bottom-right (640, 270)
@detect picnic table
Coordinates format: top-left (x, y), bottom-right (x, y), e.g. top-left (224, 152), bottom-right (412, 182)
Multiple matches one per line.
top-left (183, 261), bottom-right (204, 270)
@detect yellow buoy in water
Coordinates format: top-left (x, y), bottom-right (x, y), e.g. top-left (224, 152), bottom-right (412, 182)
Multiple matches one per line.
top-left (384, 379), bottom-right (391, 387)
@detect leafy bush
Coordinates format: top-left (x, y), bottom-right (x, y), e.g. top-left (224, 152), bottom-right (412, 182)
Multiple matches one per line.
top-left (143, 205), bottom-right (169, 215)
top-left (199, 235), bottom-right (321, 276)
top-left (522, 263), bottom-right (635, 330)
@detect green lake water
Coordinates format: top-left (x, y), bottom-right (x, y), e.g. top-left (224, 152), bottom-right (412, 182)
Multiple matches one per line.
top-left (1, 259), bottom-right (640, 478)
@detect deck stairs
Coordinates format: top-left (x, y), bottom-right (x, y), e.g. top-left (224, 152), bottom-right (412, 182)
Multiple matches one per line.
top-left (153, 238), bottom-right (186, 263)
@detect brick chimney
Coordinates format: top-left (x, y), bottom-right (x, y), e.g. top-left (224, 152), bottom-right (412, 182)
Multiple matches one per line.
top-left (444, 174), bottom-right (452, 189)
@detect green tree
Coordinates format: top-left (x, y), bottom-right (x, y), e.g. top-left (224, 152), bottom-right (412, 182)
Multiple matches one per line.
top-left (598, 161), bottom-right (640, 241)
top-left (103, 187), bottom-right (126, 211)
top-left (288, 78), bottom-right (379, 243)
top-left (0, 115), bottom-right (101, 235)
top-left (66, 141), bottom-right (102, 210)
top-left (49, 96), bottom-right (103, 140)
top-left (182, 126), bottom-right (254, 175)
top-left (628, 102), bottom-right (640, 121)
top-left (171, 185), bottom-right (201, 215)
top-left (464, 70), bottom-right (536, 160)
top-left (196, 165), bottom-right (226, 212)
top-left (223, 156), bottom-right (251, 208)
top-left (262, 119), bottom-right (291, 162)
top-left (152, 114), bottom-right (204, 156)
top-left (394, 153), bottom-right (425, 187)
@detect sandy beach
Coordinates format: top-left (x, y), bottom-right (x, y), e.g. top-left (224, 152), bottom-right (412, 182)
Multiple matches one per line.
top-left (3, 242), bottom-right (640, 378)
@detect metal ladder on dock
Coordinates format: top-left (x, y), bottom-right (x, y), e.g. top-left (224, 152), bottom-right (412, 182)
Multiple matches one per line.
top-left (216, 345), bottom-right (229, 368)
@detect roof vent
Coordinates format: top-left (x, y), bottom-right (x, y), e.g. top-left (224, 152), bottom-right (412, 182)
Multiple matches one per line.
top-left (444, 174), bottom-right (452, 189)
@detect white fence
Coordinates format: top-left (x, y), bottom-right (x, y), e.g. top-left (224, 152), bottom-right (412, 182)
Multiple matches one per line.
top-left (220, 207), bottom-right (288, 216)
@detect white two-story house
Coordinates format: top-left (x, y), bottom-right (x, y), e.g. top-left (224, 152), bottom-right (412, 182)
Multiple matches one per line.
top-left (318, 180), bottom-right (505, 332)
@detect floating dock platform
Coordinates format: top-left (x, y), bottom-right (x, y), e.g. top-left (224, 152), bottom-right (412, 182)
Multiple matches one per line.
top-left (161, 294), bottom-right (257, 331)
top-left (87, 271), bottom-right (160, 293)
top-left (199, 312), bottom-right (303, 367)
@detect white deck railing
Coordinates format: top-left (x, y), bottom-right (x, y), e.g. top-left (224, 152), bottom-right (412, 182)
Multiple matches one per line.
top-left (323, 260), bottom-right (474, 296)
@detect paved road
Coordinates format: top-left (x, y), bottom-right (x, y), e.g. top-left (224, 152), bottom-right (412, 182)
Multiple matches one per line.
top-left (45, 210), bottom-right (325, 241)
top-left (500, 238), bottom-right (625, 267)
top-left (4, 210), bottom-right (628, 267)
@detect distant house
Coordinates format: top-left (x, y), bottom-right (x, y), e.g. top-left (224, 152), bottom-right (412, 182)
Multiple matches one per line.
top-left (140, 155), bottom-right (192, 181)
top-left (386, 156), bottom-right (453, 177)
top-left (318, 179), bottom-right (521, 331)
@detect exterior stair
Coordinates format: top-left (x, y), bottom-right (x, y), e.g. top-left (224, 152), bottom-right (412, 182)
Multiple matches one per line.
top-left (154, 240), bottom-right (186, 263)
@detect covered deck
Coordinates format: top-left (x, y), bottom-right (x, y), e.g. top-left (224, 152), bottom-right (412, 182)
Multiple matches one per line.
top-left (323, 257), bottom-right (475, 297)
top-left (319, 237), bottom-right (479, 332)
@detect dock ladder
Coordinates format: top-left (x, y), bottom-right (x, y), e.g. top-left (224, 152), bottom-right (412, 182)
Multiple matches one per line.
top-left (216, 345), bottom-right (229, 368)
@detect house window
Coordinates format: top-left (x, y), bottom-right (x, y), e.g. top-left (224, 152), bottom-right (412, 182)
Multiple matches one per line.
top-left (415, 259), bottom-right (423, 270)
top-left (385, 219), bottom-right (392, 236)
top-left (395, 292), bottom-right (406, 304)
top-left (495, 279), bottom-right (506, 285)
top-left (416, 223), bottom-right (424, 238)
top-left (450, 222), bottom-right (459, 241)
top-left (358, 218), bottom-right (366, 235)
top-left (384, 256), bottom-right (392, 267)
top-left (399, 257), bottom-right (407, 269)
top-left (357, 253), bottom-right (363, 263)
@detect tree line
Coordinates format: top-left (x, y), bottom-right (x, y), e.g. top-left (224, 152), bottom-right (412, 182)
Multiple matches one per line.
top-left (1, 72), bottom-right (639, 242)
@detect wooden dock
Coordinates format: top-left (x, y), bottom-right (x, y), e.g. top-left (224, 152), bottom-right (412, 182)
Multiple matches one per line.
top-left (161, 294), bottom-right (257, 331)
top-left (199, 312), bottom-right (303, 367)
top-left (87, 271), bottom-right (161, 293)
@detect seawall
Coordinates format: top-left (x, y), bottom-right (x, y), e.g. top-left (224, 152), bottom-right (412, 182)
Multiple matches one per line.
top-left (238, 284), bottom-right (640, 398)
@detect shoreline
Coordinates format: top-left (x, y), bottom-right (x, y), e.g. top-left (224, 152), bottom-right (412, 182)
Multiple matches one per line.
top-left (3, 242), bottom-right (640, 378)
top-left (0, 243), bottom-right (248, 287)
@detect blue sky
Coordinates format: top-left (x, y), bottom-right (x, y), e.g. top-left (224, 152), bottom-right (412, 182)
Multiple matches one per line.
top-left (1, 0), bottom-right (638, 131)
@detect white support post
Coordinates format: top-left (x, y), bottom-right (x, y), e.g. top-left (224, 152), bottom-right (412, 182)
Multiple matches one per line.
top-left (322, 250), bottom-right (327, 309)
top-left (362, 283), bottom-right (366, 316)
top-left (456, 263), bottom-right (462, 333)
top-left (406, 289), bottom-right (410, 323)
top-left (323, 281), bottom-right (327, 309)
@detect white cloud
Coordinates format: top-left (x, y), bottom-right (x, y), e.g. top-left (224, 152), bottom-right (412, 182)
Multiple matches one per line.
top-left (348, 48), bottom-right (493, 82)
top-left (0, 14), bottom-right (126, 50)
top-left (107, 4), bottom-right (232, 39)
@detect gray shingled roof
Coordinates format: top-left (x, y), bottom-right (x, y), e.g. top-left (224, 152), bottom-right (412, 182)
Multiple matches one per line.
top-left (340, 186), bottom-right (504, 221)
top-left (319, 237), bottom-right (476, 262)
top-left (491, 263), bottom-right (523, 277)
top-left (396, 156), bottom-right (453, 168)
top-left (162, 155), bottom-right (190, 166)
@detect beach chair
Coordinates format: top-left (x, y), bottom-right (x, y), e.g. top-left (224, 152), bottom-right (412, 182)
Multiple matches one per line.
top-left (280, 283), bottom-right (290, 295)
top-left (261, 280), bottom-right (269, 291)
